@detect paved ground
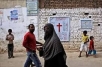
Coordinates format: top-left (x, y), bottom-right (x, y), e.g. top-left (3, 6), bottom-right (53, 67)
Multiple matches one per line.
top-left (0, 51), bottom-right (102, 67)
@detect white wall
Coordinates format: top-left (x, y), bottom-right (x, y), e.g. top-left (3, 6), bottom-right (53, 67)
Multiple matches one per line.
top-left (0, 7), bottom-right (102, 52)
top-left (38, 8), bottom-right (102, 50)
top-left (0, 7), bottom-right (39, 52)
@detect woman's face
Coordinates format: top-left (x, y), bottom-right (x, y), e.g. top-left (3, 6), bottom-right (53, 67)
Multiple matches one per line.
top-left (44, 26), bottom-right (53, 36)
top-left (44, 26), bottom-right (50, 32)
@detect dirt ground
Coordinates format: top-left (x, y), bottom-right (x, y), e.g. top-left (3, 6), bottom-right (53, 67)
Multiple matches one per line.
top-left (0, 51), bottom-right (102, 67)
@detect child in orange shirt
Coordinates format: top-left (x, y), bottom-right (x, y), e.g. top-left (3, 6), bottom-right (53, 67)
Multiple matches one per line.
top-left (88, 36), bottom-right (96, 57)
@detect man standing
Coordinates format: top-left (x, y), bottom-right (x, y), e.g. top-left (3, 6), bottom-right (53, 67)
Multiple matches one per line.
top-left (6, 29), bottom-right (14, 59)
top-left (23, 24), bottom-right (42, 67)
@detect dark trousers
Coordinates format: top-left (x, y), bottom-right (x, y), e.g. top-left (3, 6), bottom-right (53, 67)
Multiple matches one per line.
top-left (8, 44), bottom-right (14, 58)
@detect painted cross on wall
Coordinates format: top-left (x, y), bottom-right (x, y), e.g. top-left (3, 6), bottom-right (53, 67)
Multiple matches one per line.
top-left (49, 17), bottom-right (70, 41)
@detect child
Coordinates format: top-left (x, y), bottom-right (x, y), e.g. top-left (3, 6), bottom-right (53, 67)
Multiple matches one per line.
top-left (78, 30), bottom-right (89, 57)
top-left (88, 36), bottom-right (96, 57)
top-left (6, 29), bottom-right (14, 59)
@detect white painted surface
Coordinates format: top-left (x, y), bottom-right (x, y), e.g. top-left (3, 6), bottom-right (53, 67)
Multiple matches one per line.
top-left (0, 8), bottom-right (102, 51)
top-left (0, 7), bottom-right (39, 51)
top-left (49, 17), bottom-right (70, 41)
top-left (38, 8), bottom-right (102, 50)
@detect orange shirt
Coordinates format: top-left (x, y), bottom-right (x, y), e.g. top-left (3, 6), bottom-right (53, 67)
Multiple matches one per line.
top-left (89, 40), bottom-right (94, 50)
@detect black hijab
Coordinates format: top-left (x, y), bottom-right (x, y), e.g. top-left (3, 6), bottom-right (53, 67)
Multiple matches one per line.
top-left (43, 23), bottom-right (67, 61)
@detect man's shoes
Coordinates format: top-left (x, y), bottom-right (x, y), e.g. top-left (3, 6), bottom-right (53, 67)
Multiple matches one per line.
top-left (86, 55), bottom-right (88, 57)
top-left (78, 55), bottom-right (81, 57)
top-left (8, 57), bottom-right (11, 59)
top-left (11, 56), bottom-right (14, 58)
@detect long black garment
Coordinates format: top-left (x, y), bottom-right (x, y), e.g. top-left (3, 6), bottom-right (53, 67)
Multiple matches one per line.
top-left (44, 52), bottom-right (67, 67)
top-left (43, 23), bottom-right (68, 67)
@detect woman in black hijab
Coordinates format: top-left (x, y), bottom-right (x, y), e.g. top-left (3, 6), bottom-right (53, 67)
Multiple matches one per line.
top-left (43, 23), bottom-right (68, 67)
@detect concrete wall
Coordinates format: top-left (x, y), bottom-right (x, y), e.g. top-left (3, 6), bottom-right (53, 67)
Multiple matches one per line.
top-left (38, 8), bottom-right (102, 51)
top-left (0, 7), bottom-right (39, 53)
top-left (0, 7), bottom-right (102, 53)
top-left (0, 0), bottom-right (102, 53)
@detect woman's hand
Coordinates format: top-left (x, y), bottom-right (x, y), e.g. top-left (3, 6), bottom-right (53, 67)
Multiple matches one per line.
top-left (37, 46), bottom-right (43, 51)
